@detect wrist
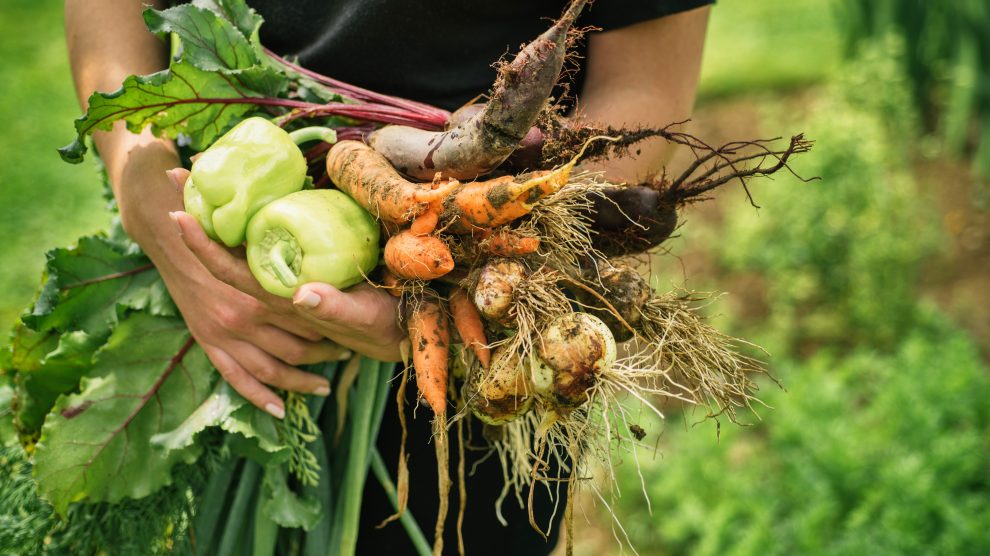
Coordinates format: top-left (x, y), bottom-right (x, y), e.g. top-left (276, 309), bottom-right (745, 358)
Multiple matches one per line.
top-left (98, 127), bottom-right (206, 289)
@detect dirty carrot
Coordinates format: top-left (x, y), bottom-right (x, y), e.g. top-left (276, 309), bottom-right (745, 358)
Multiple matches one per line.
top-left (449, 286), bottom-right (491, 369)
top-left (385, 229), bottom-right (455, 280)
top-left (407, 296), bottom-right (450, 416)
top-left (325, 140), bottom-right (457, 224)
top-left (482, 229), bottom-right (541, 257)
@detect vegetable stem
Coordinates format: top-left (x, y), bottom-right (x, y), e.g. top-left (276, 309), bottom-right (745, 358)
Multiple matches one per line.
top-left (332, 357), bottom-right (382, 555)
top-left (370, 447), bottom-right (432, 556)
top-left (217, 462), bottom-right (261, 556)
top-left (289, 126), bottom-right (338, 146)
top-left (268, 240), bottom-right (300, 289)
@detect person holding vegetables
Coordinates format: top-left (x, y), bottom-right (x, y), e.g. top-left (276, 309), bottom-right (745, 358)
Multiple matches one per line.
top-left (64, 0), bottom-right (712, 552)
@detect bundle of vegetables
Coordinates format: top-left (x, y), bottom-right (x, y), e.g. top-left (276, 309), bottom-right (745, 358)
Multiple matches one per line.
top-left (0, 0), bottom-right (813, 554)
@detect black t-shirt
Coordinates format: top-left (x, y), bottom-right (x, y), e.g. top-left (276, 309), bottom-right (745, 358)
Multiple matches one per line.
top-left (247, 0), bottom-right (715, 110)
top-left (171, 2), bottom-right (713, 553)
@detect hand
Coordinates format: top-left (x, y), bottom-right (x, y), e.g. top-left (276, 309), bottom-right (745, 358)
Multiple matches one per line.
top-left (166, 170), bottom-right (406, 364)
top-left (115, 155), bottom-right (349, 420)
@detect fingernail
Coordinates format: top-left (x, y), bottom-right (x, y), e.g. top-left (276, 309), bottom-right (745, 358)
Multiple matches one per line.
top-left (295, 290), bottom-right (321, 309)
top-left (168, 211), bottom-right (183, 235)
top-left (265, 403), bottom-right (285, 419)
top-left (165, 169), bottom-right (182, 190)
top-left (340, 350), bottom-right (354, 360)
top-left (314, 384), bottom-right (331, 397)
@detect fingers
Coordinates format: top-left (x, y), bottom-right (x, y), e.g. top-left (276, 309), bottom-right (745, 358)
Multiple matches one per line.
top-left (170, 211), bottom-right (256, 285)
top-left (255, 325), bottom-right (352, 365)
top-left (292, 282), bottom-right (406, 361)
top-left (205, 345), bottom-right (286, 419)
top-left (268, 314), bottom-right (325, 342)
top-left (171, 210), bottom-right (303, 312)
top-left (293, 282), bottom-right (384, 332)
top-left (233, 340), bottom-right (332, 396)
top-left (165, 167), bottom-right (190, 193)
top-left (205, 340), bottom-right (332, 419)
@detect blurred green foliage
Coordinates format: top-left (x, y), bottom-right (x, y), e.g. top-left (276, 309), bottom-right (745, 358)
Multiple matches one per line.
top-left (720, 38), bottom-right (938, 354)
top-left (615, 26), bottom-right (990, 556)
top-left (836, 0), bottom-right (990, 176)
top-left (0, 1), bottom-right (111, 332)
top-left (699, 0), bottom-right (841, 99)
top-left (620, 311), bottom-right (990, 556)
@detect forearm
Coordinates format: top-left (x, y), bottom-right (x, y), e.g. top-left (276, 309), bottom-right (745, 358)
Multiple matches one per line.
top-left (65, 0), bottom-right (194, 279)
top-left (577, 7), bottom-right (710, 183)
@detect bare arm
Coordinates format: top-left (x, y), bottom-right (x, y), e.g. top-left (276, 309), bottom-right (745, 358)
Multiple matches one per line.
top-left (578, 6), bottom-right (710, 183)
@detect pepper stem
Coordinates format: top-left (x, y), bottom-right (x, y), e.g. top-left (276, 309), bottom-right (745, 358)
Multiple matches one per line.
top-left (268, 242), bottom-right (300, 289)
top-left (288, 126), bottom-right (337, 145)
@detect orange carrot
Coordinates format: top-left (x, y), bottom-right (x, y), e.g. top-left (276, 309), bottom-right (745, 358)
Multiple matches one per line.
top-left (439, 163), bottom-right (574, 233)
top-left (384, 229), bottom-right (455, 280)
top-left (326, 140), bottom-right (458, 224)
top-left (449, 287), bottom-right (491, 370)
top-left (410, 207), bottom-right (440, 236)
top-left (482, 229), bottom-right (541, 257)
top-left (328, 140), bottom-right (578, 234)
top-left (407, 296), bottom-right (450, 415)
top-left (380, 268), bottom-right (403, 297)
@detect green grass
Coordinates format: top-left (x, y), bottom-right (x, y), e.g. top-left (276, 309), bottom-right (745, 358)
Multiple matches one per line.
top-left (0, 1), bottom-right (111, 332)
top-left (700, 0), bottom-right (842, 98)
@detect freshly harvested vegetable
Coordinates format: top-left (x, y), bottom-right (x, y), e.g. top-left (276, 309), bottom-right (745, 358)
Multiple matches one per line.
top-left (368, 0), bottom-right (588, 180)
top-left (472, 259), bottom-right (528, 326)
top-left (407, 296), bottom-right (451, 417)
top-left (532, 313), bottom-right (617, 409)
top-left (449, 287), bottom-right (491, 370)
top-left (579, 265), bottom-right (652, 341)
top-left (325, 140), bottom-right (455, 225)
top-left (587, 186), bottom-right (678, 256)
top-left (405, 294), bottom-right (453, 556)
top-left (438, 166), bottom-right (572, 233)
top-left (480, 229), bottom-right (541, 258)
top-left (465, 347), bottom-right (532, 425)
top-left (383, 230), bottom-right (454, 280)
top-left (327, 139), bottom-right (575, 235)
top-left (182, 118), bottom-right (335, 247)
top-left (246, 189), bottom-right (379, 297)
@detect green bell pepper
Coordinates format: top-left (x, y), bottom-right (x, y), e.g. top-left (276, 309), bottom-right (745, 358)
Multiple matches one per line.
top-left (183, 117), bottom-right (336, 247)
top-left (246, 189), bottom-right (381, 298)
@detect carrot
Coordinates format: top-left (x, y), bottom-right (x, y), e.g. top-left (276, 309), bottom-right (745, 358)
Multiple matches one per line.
top-left (407, 296), bottom-right (450, 416)
top-left (384, 229), bottom-right (455, 280)
top-left (439, 165), bottom-right (572, 233)
top-left (368, 0), bottom-right (589, 180)
top-left (325, 140), bottom-right (458, 224)
top-left (482, 229), bottom-right (541, 257)
top-left (380, 268), bottom-right (403, 297)
top-left (409, 206), bottom-right (440, 236)
top-left (449, 287), bottom-right (491, 370)
top-left (405, 295), bottom-right (453, 555)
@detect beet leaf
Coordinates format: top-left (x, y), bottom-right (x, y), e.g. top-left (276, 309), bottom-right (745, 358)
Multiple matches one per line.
top-left (23, 235), bottom-right (171, 335)
top-left (32, 312), bottom-right (214, 514)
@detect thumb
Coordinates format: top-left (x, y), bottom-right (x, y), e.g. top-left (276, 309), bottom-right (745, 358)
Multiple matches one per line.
top-left (292, 283), bottom-right (352, 322)
top-left (165, 168), bottom-right (191, 193)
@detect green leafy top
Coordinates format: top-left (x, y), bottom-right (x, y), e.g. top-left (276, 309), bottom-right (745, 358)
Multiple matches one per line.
top-left (32, 313), bottom-right (213, 514)
top-left (59, 0), bottom-right (289, 163)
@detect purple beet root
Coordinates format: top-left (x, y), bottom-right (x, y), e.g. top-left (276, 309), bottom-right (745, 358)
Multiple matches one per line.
top-left (587, 186), bottom-right (678, 256)
top-left (368, 0), bottom-right (587, 181)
